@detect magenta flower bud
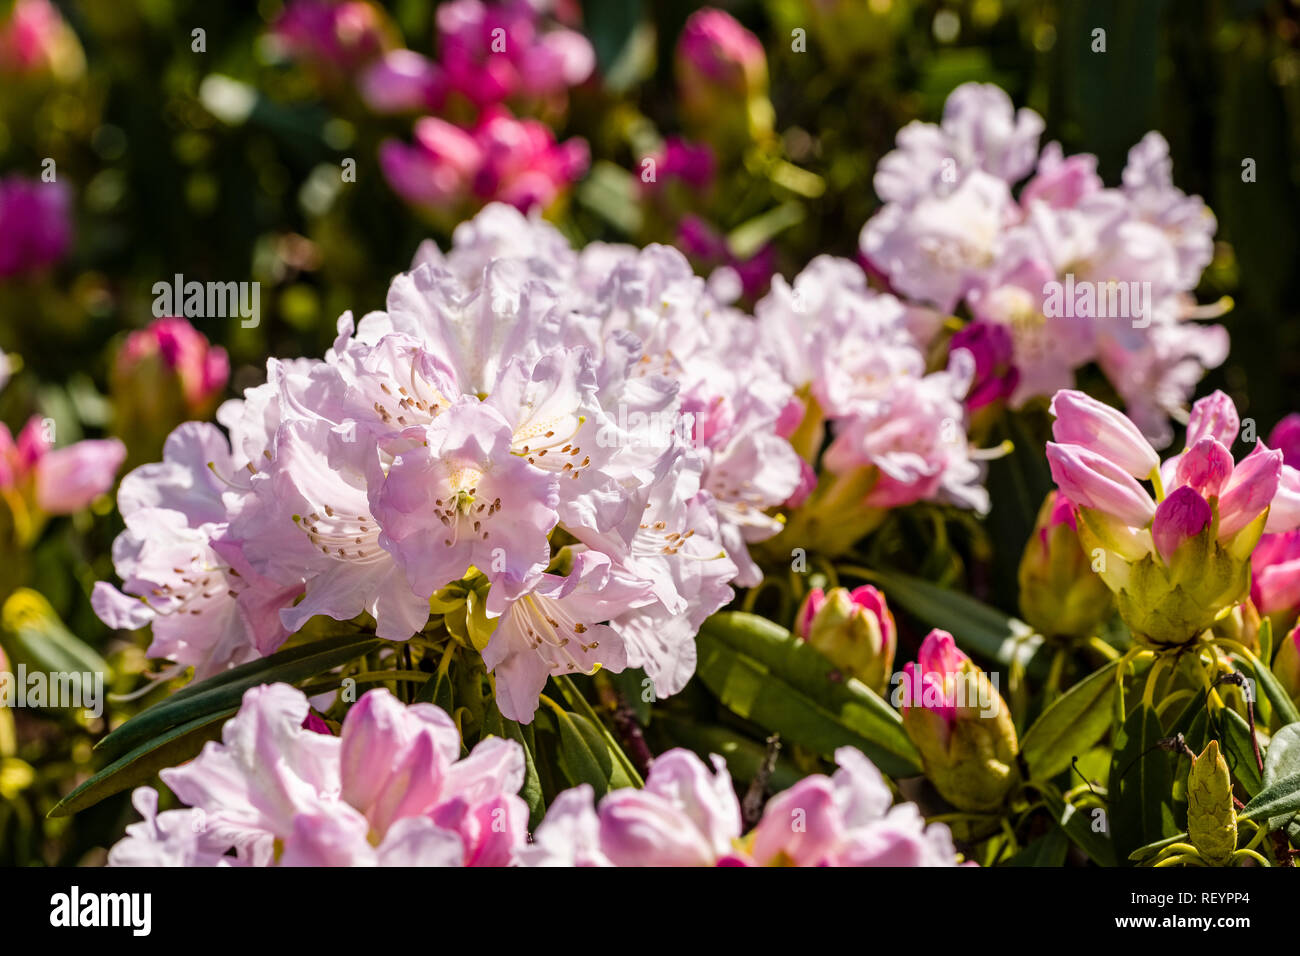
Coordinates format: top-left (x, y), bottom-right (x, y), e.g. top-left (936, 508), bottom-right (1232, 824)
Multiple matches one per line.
top-left (676, 8), bottom-right (767, 98)
top-left (35, 438), bottom-right (126, 514)
top-left (950, 321), bottom-right (1019, 411)
top-left (1217, 445), bottom-right (1282, 539)
top-left (1050, 389), bottom-right (1160, 479)
top-left (1185, 390), bottom-right (1240, 449)
top-left (1268, 414), bottom-right (1300, 469)
top-left (117, 317), bottom-right (229, 415)
top-left (655, 137), bottom-right (716, 192)
top-left (1175, 437), bottom-right (1234, 500)
top-left (1046, 442), bottom-right (1157, 527)
top-left (1251, 529), bottom-right (1300, 621)
top-left (1151, 485), bottom-right (1212, 564)
top-left (900, 630), bottom-right (1019, 812)
top-left (795, 587), bottom-right (826, 639)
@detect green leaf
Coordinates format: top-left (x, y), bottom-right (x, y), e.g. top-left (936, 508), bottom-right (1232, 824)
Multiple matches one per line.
top-left (1127, 831), bottom-right (1190, 863)
top-left (695, 612), bottom-right (920, 776)
top-left (654, 717), bottom-right (803, 793)
top-left (482, 703), bottom-right (545, 829)
top-left (550, 707), bottom-right (636, 798)
top-left (2, 588), bottom-right (109, 681)
top-left (1109, 703), bottom-right (1176, 862)
top-left (856, 569), bottom-right (1043, 673)
top-left (1263, 722), bottom-right (1300, 837)
top-left (1247, 619), bottom-right (1300, 726)
top-left (1238, 770), bottom-right (1300, 823)
top-left (1002, 827), bottom-right (1069, 867)
top-left (96, 634), bottom-right (381, 762)
top-left (1219, 708), bottom-right (1263, 796)
top-left (48, 708), bottom-right (234, 817)
top-left (1021, 659), bottom-right (1119, 782)
top-left (1043, 790), bottom-right (1115, 866)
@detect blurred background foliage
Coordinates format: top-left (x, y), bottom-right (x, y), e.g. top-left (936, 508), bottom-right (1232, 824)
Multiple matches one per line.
top-left (2, 0), bottom-right (1300, 864)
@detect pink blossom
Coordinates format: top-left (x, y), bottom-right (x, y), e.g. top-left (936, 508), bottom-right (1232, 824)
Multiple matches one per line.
top-left (381, 108), bottom-right (588, 215)
top-left (1050, 389), bottom-right (1161, 479)
top-left (520, 747), bottom-right (961, 867)
top-left (270, 0), bottom-right (394, 76)
top-left (0, 0), bottom-right (83, 78)
top-left (950, 321), bottom-right (1019, 411)
top-left (109, 685), bottom-right (527, 866)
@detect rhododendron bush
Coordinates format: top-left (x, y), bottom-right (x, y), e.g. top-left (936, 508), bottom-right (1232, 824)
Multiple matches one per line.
top-left (3, 0), bottom-right (1300, 876)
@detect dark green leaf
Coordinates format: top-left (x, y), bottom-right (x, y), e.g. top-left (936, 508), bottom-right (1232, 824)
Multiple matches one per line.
top-left (1021, 659), bottom-right (1119, 782)
top-left (96, 634), bottom-right (381, 762)
top-left (696, 612), bottom-right (920, 776)
top-left (1109, 703), bottom-right (1175, 862)
top-left (49, 709), bottom-right (235, 817)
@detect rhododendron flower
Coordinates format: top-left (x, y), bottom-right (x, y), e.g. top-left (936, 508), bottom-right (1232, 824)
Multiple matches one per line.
top-left (675, 8), bottom-right (773, 150)
top-left (109, 685), bottom-right (528, 866)
top-left (94, 204), bottom-right (795, 725)
top-left (899, 630), bottom-right (1019, 813)
top-left (1048, 388), bottom-right (1300, 647)
top-left (795, 585), bottom-right (896, 693)
top-left (0, 176), bottom-right (72, 279)
top-left (380, 107), bottom-right (589, 215)
top-left (270, 0), bottom-right (395, 77)
top-left (862, 83), bottom-right (1226, 444)
top-left (0, 416), bottom-right (124, 526)
top-left (520, 747), bottom-right (961, 867)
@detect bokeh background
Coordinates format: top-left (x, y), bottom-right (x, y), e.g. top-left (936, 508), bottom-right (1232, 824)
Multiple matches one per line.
top-left (2, 0), bottom-right (1298, 864)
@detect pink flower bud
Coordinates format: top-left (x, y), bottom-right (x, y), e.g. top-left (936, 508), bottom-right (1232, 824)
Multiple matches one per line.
top-left (1050, 389), bottom-right (1160, 479)
top-left (1174, 437), bottom-right (1233, 500)
top-left (1268, 414), bottom-right (1300, 469)
top-left (675, 8), bottom-right (767, 98)
top-left (1185, 390), bottom-right (1240, 449)
top-left (1251, 529), bottom-right (1300, 620)
top-left (34, 438), bottom-right (126, 514)
top-left (1151, 485), bottom-right (1212, 564)
top-left (1217, 445), bottom-right (1282, 539)
top-left (1046, 442), bottom-right (1157, 527)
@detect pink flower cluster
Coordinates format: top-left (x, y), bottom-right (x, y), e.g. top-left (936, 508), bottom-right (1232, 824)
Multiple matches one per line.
top-left (270, 0), bottom-right (593, 216)
top-left (358, 0), bottom-right (594, 116)
top-left (1047, 388), bottom-right (1300, 560)
top-left (109, 684), bottom-right (961, 867)
top-left (862, 83), bottom-right (1226, 446)
top-left (0, 176), bottom-right (72, 280)
top-left (94, 204), bottom-right (803, 721)
top-left (756, 255), bottom-right (990, 513)
top-left (379, 107), bottom-right (589, 217)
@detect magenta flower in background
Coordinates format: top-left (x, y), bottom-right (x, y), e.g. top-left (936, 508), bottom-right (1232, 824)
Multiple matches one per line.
top-left (0, 176), bottom-right (72, 279)
top-left (381, 107), bottom-right (588, 215)
top-left (676, 7), bottom-right (767, 100)
top-left (950, 321), bottom-right (1019, 411)
top-left (270, 0), bottom-right (395, 77)
top-left (116, 317), bottom-right (229, 416)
